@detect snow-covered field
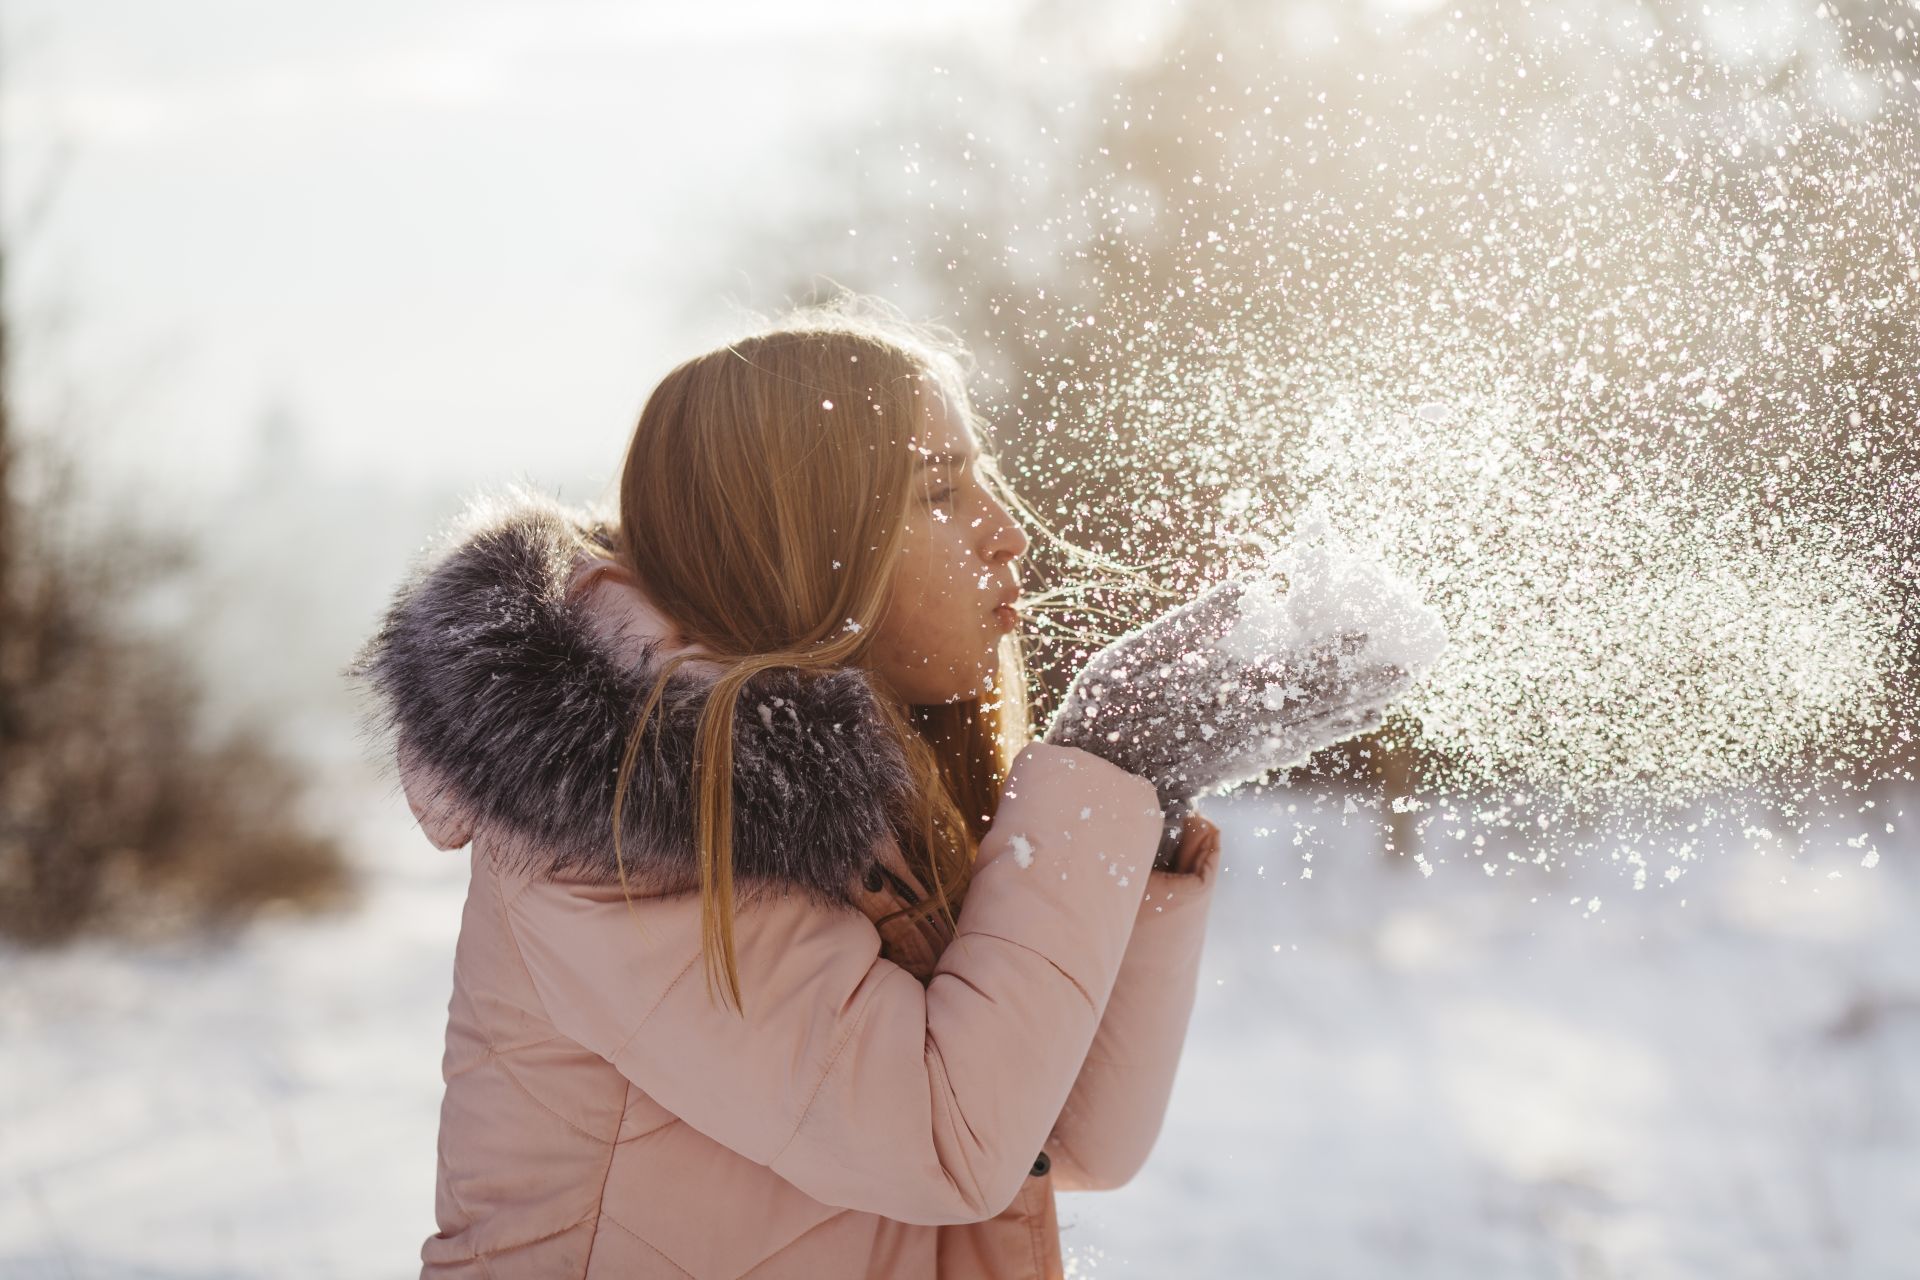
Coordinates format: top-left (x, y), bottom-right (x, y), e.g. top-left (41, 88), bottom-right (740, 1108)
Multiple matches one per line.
top-left (4, 766), bottom-right (1914, 1278)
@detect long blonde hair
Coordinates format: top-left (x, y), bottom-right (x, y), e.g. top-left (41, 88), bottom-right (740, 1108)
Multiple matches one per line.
top-left (589, 294), bottom-right (1032, 1015)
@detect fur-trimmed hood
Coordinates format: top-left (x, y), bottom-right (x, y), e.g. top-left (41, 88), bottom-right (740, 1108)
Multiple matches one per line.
top-left (343, 488), bottom-right (918, 908)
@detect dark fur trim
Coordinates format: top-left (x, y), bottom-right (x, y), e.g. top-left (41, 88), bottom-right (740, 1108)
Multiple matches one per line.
top-left (343, 488), bottom-right (914, 908)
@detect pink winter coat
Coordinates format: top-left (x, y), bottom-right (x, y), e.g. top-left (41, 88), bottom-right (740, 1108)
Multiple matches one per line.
top-left (348, 494), bottom-right (1223, 1279)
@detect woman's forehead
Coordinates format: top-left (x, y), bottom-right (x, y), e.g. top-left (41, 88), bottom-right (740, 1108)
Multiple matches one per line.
top-left (909, 379), bottom-right (978, 460)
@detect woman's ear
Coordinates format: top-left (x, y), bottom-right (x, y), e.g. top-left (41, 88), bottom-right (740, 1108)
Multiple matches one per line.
top-left (396, 727), bottom-right (478, 851)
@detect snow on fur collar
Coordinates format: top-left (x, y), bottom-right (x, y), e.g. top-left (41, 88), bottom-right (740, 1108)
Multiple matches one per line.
top-left (344, 489), bottom-right (916, 908)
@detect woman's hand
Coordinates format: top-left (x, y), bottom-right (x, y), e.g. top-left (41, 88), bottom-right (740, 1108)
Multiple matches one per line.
top-left (1041, 572), bottom-right (1412, 858)
top-left (1157, 811), bottom-right (1221, 876)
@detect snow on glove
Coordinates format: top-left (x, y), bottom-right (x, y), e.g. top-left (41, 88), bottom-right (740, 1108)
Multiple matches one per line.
top-left (1042, 499), bottom-right (1449, 868)
top-left (1041, 576), bottom-right (1409, 862)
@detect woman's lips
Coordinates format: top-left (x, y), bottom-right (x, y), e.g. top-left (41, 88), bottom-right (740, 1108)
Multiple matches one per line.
top-left (993, 603), bottom-right (1020, 632)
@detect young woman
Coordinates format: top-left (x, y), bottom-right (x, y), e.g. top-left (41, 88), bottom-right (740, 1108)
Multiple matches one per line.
top-left (347, 295), bottom-right (1407, 1278)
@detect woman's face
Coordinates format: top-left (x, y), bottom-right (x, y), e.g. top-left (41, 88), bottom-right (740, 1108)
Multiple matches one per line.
top-left (865, 379), bottom-right (1030, 705)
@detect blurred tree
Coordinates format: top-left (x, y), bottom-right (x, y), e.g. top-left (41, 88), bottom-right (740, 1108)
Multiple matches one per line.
top-left (726, 0), bottom-right (1920, 841)
top-left (0, 32), bottom-right (351, 944)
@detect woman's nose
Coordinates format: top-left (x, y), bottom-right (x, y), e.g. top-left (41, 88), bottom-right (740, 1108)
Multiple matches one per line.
top-left (984, 504), bottom-right (1029, 563)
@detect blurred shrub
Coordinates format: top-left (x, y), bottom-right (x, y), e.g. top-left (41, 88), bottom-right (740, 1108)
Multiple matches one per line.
top-left (0, 432), bottom-right (353, 946)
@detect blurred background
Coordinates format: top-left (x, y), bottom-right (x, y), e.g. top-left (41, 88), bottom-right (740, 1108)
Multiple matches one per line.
top-left (1, 1), bottom-right (1915, 1276)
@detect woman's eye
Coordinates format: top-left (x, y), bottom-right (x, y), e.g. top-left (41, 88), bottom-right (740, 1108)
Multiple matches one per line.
top-left (929, 485), bottom-right (957, 503)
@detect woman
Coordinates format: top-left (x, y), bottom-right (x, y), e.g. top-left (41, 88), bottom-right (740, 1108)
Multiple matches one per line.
top-left (347, 294), bottom-right (1408, 1278)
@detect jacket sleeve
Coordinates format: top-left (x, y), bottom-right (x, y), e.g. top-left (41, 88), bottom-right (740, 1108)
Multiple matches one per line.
top-left (502, 740), bottom-right (1166, 1226)
top-left (1042, 814), bottom-right (1222, 1191)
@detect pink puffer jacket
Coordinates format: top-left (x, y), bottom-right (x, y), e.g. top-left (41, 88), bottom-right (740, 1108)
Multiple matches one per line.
top-left (348, 494), bottom-right (1223, 1279)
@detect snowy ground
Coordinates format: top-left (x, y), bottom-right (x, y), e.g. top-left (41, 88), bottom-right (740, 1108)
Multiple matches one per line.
top-left (3, 766), bottom-right (1914, 1279)
top-left (1062, 777), bottom-right (1920, 1279)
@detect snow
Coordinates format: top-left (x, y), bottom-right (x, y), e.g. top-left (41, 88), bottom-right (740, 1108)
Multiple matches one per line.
top-left (3, 769), bottom-right (1915, 1277)
top-left (984, 12), bottom-right (1919, 828)
top-left (0, 770), bottom-right (457, 1279)
top-left (1219, 497), bottom-right (1450, 708)
top-left (1059, 777), bottom-right (1920, 1276)
top-left (1007, 832), bottom-right (1035, 868)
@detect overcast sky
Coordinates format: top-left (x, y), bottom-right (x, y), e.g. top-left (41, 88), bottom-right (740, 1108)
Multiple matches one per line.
top-left (2, 0), bottom-right (1023, 498)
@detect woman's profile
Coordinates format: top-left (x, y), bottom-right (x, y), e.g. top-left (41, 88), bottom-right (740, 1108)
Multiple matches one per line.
top-left (346, 292), bottom-right (1408, 1278)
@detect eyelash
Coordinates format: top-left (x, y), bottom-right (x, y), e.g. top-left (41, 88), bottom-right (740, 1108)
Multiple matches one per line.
top-left (930, 456), bottom-right (999, 505)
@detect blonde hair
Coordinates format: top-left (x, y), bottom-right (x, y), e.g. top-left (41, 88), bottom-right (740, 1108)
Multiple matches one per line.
top-left (590, 293), bottom-right (1032, 1015)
